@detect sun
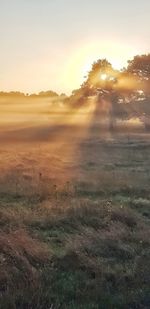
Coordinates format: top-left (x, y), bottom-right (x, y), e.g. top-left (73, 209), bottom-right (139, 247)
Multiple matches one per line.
top-left (100, 73), bottom-right (108, 81)
top-left (62, 40), bottom-right (137, 93)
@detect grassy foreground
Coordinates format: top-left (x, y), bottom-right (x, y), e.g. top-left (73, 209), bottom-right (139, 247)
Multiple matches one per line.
top-left (0, 97), bottom-right (150, 308)
top-left (0, 187), bottom-right (150, 309)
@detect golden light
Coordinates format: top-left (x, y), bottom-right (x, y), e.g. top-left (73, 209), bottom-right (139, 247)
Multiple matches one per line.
top-left (62, 40), bottom-right (137, 93)
top-left (100, 73), bottom-right (108, 81)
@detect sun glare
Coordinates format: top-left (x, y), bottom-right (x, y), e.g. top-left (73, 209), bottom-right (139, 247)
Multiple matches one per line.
top-left (62, 40), bottom-right (137, 93)
top-left (100, 73), bottom-right (108, 81)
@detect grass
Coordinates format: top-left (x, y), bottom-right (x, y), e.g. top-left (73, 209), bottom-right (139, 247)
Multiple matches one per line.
top-left (0, 127), bottom-right (150, 308)
top-left (0, 190), bottom-right (150, 309)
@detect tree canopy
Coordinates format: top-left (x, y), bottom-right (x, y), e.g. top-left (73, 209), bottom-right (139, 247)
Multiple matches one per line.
top-left (83, 59), bottom-right (118, 92)
top-left (127, 54), bottom-right (150, 80)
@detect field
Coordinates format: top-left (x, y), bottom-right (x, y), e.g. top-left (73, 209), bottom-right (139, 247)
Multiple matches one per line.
top-left (0, 96), bottom-right (150, 308)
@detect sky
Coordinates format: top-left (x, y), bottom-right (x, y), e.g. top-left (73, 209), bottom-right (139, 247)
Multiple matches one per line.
top-left (0, 0), bottom-right (150, 94)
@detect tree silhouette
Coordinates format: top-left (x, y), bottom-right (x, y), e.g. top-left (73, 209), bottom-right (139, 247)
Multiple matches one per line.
top-left (127, 54), bottom-right (150, 80)
top-left (126, 54), bottom-right (150, 96)
top-left (83, 59), bottom-right (118, 91)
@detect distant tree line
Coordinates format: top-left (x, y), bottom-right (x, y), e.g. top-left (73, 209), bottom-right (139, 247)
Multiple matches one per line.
top-left (0, 90), bottom-right (66, 98)
top-left (1, 54), bottom-right (150, 129)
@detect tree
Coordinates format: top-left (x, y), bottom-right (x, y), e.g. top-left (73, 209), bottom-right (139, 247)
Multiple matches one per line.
top-left (127, 54), bottom-right (150, 80)
top-left (38, 90), bottom-right (58, 97)
top-left (70, 55), bottom-right (150, 130)
top-left (83, 59), bottom-right (118, 91)
top-left (126, 54), bottom-right (150, 96)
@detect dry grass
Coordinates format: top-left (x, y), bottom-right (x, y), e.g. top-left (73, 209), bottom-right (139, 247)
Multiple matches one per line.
top-left (0, 99), bottom-right (150, 307)
top-left (0, 193), bottom-right (150, 308)
top-left (0, 229), bottom-right (50, 294)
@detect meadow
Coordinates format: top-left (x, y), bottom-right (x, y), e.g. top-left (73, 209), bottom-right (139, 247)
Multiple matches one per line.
top-left (0, 95), bottom-right (150, 308)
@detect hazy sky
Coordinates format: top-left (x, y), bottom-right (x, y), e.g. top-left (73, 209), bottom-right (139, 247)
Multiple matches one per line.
top-left (0, 0), bottom-right (150, 94)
